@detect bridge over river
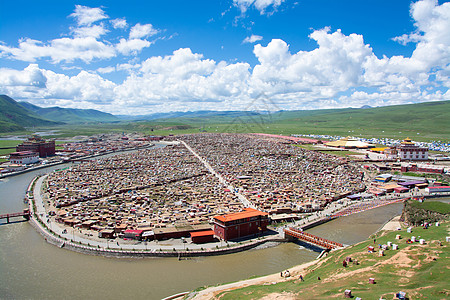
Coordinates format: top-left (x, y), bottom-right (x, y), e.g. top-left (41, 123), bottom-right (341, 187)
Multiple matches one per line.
top-left (284, 227), bottom-right (344, 250)
top-left (0, 209), bottom-right (30, 223)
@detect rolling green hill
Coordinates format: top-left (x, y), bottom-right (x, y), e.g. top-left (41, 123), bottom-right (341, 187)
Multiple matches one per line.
top-left (0, 95), bottom-right (61, 132)
top-left (280, 101), bottom-right (450, 135)
top-left (137, 100), bottom-right (450, 141)
top-left (19, 101), bottom-right (120, 124)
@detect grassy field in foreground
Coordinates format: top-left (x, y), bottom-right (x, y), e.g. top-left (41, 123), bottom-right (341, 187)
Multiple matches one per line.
top-left (215, 222), bottom-right (449, 300)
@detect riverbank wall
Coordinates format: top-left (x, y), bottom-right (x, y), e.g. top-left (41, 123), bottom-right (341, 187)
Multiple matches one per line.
top-left (28, 215), bottom-right (287, 258)
top-left (300, 217), bottom-right (336, 230)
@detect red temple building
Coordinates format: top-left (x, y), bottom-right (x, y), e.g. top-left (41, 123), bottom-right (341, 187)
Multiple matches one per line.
top-left (213, 208), bottom-right (269, 241)
top-left (16, 135), bottom-right (55, 158)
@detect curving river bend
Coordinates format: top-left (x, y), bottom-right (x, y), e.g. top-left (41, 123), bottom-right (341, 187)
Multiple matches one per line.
top-left (0, 156), bottom-right (403, 300)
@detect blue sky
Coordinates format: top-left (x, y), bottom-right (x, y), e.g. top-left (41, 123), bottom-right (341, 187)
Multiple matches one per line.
top-left (0, 0), bottom-right (449, 115)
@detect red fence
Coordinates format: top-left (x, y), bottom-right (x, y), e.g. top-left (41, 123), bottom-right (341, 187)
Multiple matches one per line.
top-left (285, 227), bottom-right (343, 250)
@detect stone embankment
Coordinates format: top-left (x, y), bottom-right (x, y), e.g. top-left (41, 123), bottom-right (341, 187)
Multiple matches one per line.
top-left (28, 215), bottom-right (285, 258)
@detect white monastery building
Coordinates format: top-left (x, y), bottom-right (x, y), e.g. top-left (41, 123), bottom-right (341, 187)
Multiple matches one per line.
top-left (384, 138), bottom-right (428, 161)
top-left (9, 151), bottom-right (40, 165)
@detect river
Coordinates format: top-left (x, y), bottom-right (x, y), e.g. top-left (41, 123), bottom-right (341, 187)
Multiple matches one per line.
top-left (1, 157), bottom-right (405, 300)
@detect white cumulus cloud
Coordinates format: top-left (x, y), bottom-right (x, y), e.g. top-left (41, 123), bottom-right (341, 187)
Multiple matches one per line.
top-left (97, 66), bottom-right (116, 74)
top-left (1, 0), bottom-right (449, 114)
top-left (0, 64), bottom-right (47, 88)
top-left (243, 34), bottom-right (263, 43)
top-left (0, 37), bottom-right (116, 63)
top-left (116, 38), bottom-right (151, 55)
top-left (71, 24), bottom-right (108, 38)
top-left (251, 29), bottom-right (372, 100)
top-left (113, 48), bottom-right (251, 113)
top-left (111, 18), bottom-right (127, 29)
top-left (0, 6), bottom-right (161, 64)
top-left (129, 23), bottom-right (158, 39)
top-left (70, 5), bottom-right (108, 26)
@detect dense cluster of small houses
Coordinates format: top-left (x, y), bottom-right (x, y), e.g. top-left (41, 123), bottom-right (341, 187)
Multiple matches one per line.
top-left (43, 133), bottom-right (369, 241)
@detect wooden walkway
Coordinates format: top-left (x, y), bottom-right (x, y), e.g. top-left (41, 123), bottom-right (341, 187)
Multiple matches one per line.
top-left (284, 227), bottom-right (343, 250)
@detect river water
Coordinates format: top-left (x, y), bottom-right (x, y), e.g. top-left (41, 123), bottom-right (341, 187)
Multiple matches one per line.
top-left (1, 157), bottom-right (405, 300)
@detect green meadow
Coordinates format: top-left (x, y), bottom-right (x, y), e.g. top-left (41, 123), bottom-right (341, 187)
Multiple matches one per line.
top-left (214, 222), bottom-right (449, 300)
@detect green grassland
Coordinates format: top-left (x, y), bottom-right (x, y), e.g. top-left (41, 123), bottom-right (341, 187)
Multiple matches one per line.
top-left (408, 201), bottom-right (450, 215)
top-left (0, 95), bottom-right (61, 132)
top-left (2, 100), bottom-right (449, 142)
top-left (0, 140), bottom-right (21, 162)
top-left (214, 222), bottom-right (449, 300)
top-left (133, 101), bottom-right (450, 142)
top-left (0, 140), bottom-right (21, 161)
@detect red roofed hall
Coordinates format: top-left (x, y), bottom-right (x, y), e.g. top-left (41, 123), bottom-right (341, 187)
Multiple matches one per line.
top-left (190, 230), bottom-right (215, 244)
top-left (213, 208), bottom-right (269, 241)
top-left (124, 229), bottom-right (143, 240)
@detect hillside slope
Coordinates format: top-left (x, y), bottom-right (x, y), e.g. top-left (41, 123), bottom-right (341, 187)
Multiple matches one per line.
top-left (194, 221), bottom-right (449, 300)
top-left (0, 95), bottom-right (61, 132)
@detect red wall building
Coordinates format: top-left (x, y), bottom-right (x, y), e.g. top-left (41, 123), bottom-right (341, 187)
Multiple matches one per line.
top-left (16, 135), bottom-right (55, 158)
top-left (213, 208), bottom-right (269, 241)
top-left (401, 164), bottom-right (444, 174)
top-left (190, 230), bottom-right (215, 244)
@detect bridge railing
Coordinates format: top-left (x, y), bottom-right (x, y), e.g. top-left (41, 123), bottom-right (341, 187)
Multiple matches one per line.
top-left (285, 227), bottom-right (343, 249)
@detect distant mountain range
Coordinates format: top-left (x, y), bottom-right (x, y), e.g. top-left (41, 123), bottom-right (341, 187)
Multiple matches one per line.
top-left (116, 110), bottom-right (263, 121)
top-left (1, 94), bottom-right (449, 138)
top-left (19, 101), bottom-right (119, 124)
top-left (0, 95), bottom-right (119, 132)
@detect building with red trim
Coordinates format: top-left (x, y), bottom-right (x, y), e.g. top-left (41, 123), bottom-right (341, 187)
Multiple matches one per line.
top-left (213, 208), bottom-right (269, 241)
top-left (400, 163), bottom-right (444, 174)
top-left (9, 151), bottom-right (39, 164)
top-left (398, 138), bottom-right (428, 161)
top-left (383, 138), bottom-right (429, 161)
top-left (426, 186), bottom-right (450, 194)
top-left (124, 229), bottom-right (143, 240)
